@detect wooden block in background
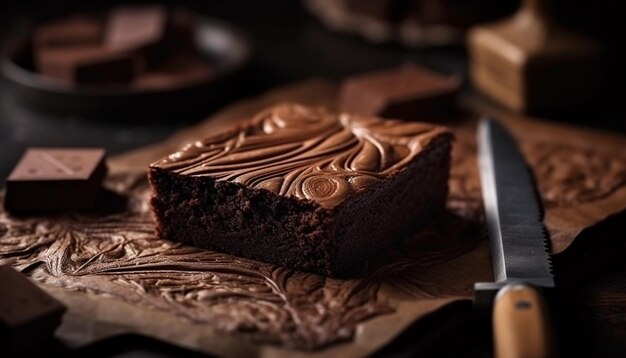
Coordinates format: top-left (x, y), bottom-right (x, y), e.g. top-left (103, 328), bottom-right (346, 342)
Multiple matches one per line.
top-left (467, 0), bottom-right (602, 113)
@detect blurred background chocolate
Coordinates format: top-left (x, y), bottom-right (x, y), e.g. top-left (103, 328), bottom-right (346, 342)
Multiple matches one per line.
top-left (105, 5), bottom-right (169, 66)
top-left (1, 3), bottom-right (250, 115)
top-left (338, 64), bottom-right (460, 120)
top-left (34, 15), bottom-right (103, 48)
top-left (132, 54), bottom-right (215, 90)
top-left (306, 0), bottom-right (518, 46)
top-left (31, 5), bottom-right (211, 87)
top-left (37, 46), bottom-right (135, 84)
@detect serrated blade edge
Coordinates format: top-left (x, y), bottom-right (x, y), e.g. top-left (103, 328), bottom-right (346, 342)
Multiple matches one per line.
top-left (478, 119), bottom-right (554, 287)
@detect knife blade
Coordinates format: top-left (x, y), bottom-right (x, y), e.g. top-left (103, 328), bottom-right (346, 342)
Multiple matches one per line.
top-left (474, 118), bottom-right (556, 358)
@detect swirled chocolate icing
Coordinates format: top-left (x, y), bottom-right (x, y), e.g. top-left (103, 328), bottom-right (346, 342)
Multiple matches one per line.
top-left (150, 104), bottom-right (449, 208)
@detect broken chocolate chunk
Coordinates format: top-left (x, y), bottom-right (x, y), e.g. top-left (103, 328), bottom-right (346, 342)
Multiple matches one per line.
top-left (34, 15), bottom-right (103, 48)
top-left (132, 54), bottom-right (215, 90)
top-left (105, 5), bottom-right (169, 68)
top-left (0, 265), bottom-right (66, 352)
top-left (36, 46), bottom-right (134, 84)
top-left (338, 65), bottom-right (461, 120)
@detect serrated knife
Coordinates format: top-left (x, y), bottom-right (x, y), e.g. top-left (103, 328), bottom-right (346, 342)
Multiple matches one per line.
top-left (474, 118), bottom-right (556, 358)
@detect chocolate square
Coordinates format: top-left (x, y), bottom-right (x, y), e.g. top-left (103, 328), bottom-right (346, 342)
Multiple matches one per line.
top-left (4, 148), bottom-right (107, 212)
top-left (36, 46), bottom-right (135, 84)
top-left (132, 54), bottom-right (214, 90)
top-left (105, 5), bottom-right (169, 68)
top-left (34, 15), bottom-right (103, 48)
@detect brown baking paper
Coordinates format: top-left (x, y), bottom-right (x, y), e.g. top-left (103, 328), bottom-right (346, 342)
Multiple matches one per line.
top-left (1, 80), bottom-right (625, 357)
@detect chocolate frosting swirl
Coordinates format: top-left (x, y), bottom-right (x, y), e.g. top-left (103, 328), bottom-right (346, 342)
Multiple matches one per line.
top-left (151, 104), bottom-right (449, 208)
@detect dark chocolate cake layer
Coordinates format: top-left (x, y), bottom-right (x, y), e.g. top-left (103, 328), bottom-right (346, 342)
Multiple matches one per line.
top-left (149, 104), bottom-right (452, 276)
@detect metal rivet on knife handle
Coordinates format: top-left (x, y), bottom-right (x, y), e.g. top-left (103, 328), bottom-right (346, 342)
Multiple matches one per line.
top-left (494, 284), bottom-right (556, 358)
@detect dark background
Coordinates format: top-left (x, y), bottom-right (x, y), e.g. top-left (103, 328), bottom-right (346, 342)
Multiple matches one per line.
top-left (0, 1), bottom-right (622, 357)
top-left (0, 0), bottom-right (621, 186)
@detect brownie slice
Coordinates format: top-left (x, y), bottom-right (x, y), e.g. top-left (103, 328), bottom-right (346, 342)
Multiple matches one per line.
top-left (149, 104), bottom-right (452, 277)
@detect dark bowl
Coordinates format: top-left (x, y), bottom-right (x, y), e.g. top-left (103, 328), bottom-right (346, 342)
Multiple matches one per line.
top-left (1, 12), bottom-right (252, 116)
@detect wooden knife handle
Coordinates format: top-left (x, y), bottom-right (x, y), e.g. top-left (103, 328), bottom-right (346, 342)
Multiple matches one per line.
top-left (493, 284), bottom-right (556, 358)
